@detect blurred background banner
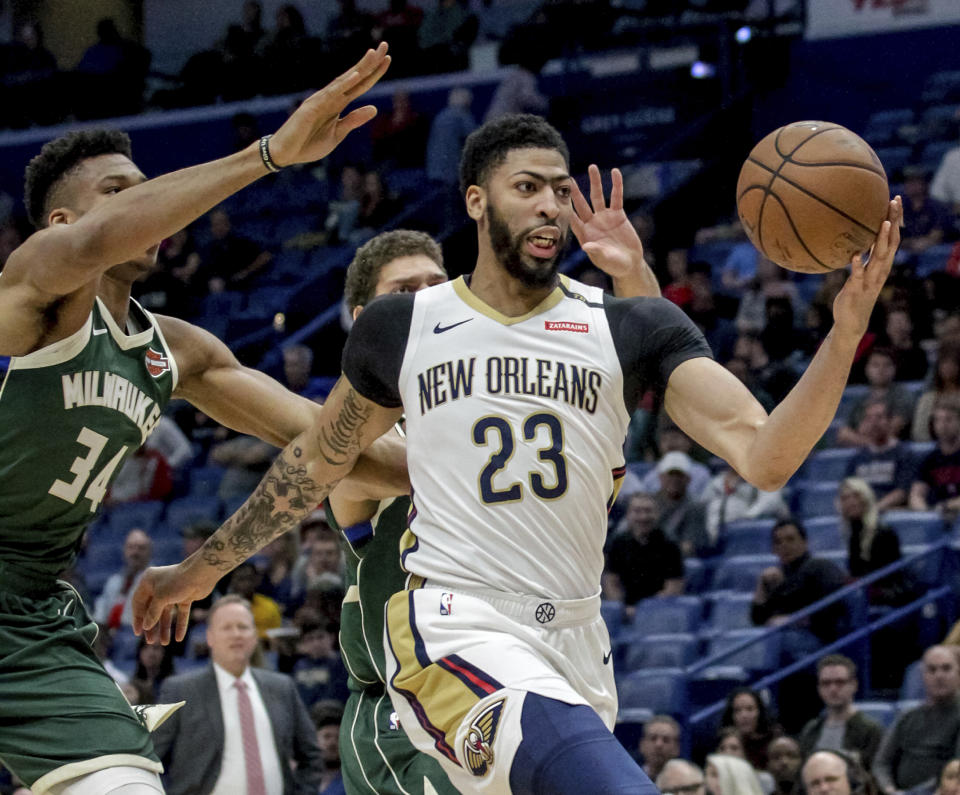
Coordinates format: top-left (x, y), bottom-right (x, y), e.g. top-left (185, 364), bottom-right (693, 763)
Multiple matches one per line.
top-left (806, 0), bottom-right (960, 41)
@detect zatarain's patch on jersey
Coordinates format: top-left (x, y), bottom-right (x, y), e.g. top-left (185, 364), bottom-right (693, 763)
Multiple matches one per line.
top-left (463, 698), bottom-right (505, 777)
top-left (544, 320), bottom-right (589, 333)
top-left (145, 347), bottom-right (170, 377)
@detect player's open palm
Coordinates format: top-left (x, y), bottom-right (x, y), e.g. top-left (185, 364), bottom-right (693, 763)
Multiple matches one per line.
top-left (832, 196), bottom-right (902, 340)
top-left (268, 43), bottom-right (391, 167)
top-left (570, 164), bottom-right (645, 280)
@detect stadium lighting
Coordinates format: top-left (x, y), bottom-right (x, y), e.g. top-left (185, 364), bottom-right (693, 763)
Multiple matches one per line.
top-left (735, 26), bottom-right (753, 44)
top-left (690, 61), bottom-right (716, 79)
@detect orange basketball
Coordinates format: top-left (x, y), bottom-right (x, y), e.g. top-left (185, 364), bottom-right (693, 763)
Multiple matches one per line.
top-left (736, 121), bottom-right (890, 273)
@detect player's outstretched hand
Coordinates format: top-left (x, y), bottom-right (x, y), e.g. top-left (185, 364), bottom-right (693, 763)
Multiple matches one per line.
top-left (570, 164), bottom-right (645, 279)
top-left (132, 563), bottom-right (212, 645)
top-left (832, 196), bottom-right (903, 341)
top-left (267, 43), bottom-right (391, 167)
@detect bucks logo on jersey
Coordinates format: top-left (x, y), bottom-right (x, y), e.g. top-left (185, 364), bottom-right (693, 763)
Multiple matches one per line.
top-left (0, 298), bottom-right (175, 583)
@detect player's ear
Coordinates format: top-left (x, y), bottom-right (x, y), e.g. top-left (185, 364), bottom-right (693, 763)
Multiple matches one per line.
top-left (48, 206), bottom-right (78, 226)
top-left (352, 305), bottom-right (364, 322)
top-left (465, 184), bottom-right (485, 221)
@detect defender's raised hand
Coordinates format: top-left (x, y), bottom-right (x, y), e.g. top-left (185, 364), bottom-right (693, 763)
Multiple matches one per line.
top-left (570, 164), bottom-right (659, 297)
top-left (268, 43), bottom-right (391, 167)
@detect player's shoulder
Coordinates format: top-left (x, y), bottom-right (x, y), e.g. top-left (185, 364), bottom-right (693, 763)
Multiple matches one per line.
top-left (602, 292), bottom-right (689, 323)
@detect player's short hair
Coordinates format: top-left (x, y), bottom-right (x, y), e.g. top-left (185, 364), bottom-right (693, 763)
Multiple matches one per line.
top-left (311, 699), bottom-right (344, 730)
top-left (817, 653), bottom-right (857, 678)
top-left (459, 113), bottom-right (570, 196)
top-left (24, 128), bottom-right (132, 228)
top-left (772, 518), bottom-right (807, 541)
top-left (643, 714), bottom-right (681, 736)
top-left (207, 593), bottom-right (254, 624)
top-left (344, 229), bottom-right (445, 311)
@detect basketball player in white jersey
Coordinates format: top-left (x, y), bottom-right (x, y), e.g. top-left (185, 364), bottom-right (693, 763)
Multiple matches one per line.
top-left (135, 114), bottom-right (902, 794)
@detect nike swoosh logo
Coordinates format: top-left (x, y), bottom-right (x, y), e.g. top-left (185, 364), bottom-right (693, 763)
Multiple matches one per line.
top-left (92, 327), bottom-right (108, 336)
top-left (603, 650), bottom-right (613, 665)
top-left (434, 319), bottom-right (473, 334)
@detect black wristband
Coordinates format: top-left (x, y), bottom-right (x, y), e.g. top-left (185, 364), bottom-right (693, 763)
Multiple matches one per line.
top-left (259, 135), bottom-right (282, 173)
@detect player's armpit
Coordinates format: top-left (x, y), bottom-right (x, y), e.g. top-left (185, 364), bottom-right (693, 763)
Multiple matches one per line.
top-left (160, 315), bottom-right (320, 447)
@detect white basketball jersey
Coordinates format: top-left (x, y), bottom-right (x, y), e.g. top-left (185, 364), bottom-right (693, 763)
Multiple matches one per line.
top-left (397, 275), bottom-right (630, 600)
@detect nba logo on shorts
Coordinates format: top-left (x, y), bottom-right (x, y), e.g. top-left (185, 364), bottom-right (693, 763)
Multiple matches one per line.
top-left (440, 592), bottom-right (453, 615)
top-left (389, 712), bottom-right (400, 731)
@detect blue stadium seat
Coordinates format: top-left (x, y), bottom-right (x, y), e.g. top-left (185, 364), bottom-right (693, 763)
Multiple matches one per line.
top-left (626, 461), bottom-right (654, 481)
top-left (621, 633), bottom-right (699, 671)
top-left (152, 537), bottom-right (184, 566)
top-left (111, 629), bottom-right (141, 663)
top-left (901, 544), bottom-right (943, 587)
top-left (712, 555), bottom-right (778, 592)
top-left (920, 104), bottom-right (960, 138)
top-left (838, 384), bottom-right (870, 418)
top-left (222, 493), bottom-right (251, 519)
top-left (614, 707), bottom-right (654, 751)
top-left (896, 699), bottom-right (923, 717)
top-left (916, 244), bottom-right (954, 278)
top-left (873, 146), bottom-right (912, 178)
top-left (794, 481), bottom-right (839, 518)
top-left (707, 592), bottom-right (755, 632)
top-left (863, 108), bottom-right (914, 146)
top-left (601, 600), bottom-right (625, 640)
top-left (883, 511), bottom-right (946, 546)
top-left (617, 668), bottom-right (688, 715)
top-left (707, 629), bottom-right (781, 672)
top-left (819, 549), bottom-right (848, 573)
top-left (922, 70), bottom-right (960, 103)
top-left (684, 557), bottom-right (709, 593)
top-left (804, 516), bottom-right (844, 553)
top-left (802, 448), bottom-right (857, 482)
top-left (854, 701), bottom-right (896, 728)
top-left (79, 542), bottom-right (124, 591)
top-left (106, 501), bottom-right (165, 535)
top-left (722, 519), bottom-right (775, 556)
top-left (164, 496), bottom-right (221, 532)
top-left (900, 660), bottom-right (924, 700)
top-left (188, 466), bottom-right (226, 498)
top-left (630, 596), bottom-right (703, 635)
top-left (921, 140), bottom-right (955, 171)
top-left (246, 286), bottom-right (295, 317)
top-left (201, 291), bottom-right (243, 317)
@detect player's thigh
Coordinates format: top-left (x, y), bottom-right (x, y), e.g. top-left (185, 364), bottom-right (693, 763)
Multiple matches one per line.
top-left (341, 688), bottom-right (460, 795)
top-left (0, 589), bottom-right (159, 790)
top-left (48, 766), bottom-right (164, 795)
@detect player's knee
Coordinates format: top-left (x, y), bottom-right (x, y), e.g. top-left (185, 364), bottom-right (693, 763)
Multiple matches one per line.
top-left (49, 766), bottom-right (164, 795)
top-left (508, 694), bottom-right (658, 795)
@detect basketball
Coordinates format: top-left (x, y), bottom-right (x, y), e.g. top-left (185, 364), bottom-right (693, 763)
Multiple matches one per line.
top-left (736, 121), bottom-right (890, 274)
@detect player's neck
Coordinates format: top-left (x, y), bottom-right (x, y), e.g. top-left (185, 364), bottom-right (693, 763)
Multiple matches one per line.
top-left (96, 272), bottom-right (134, 329)
top-left (470, 253), bottom-right (557, 317)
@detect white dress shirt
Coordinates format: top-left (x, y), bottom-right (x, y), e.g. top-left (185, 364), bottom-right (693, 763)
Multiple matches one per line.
top-left (210, 663), bottom-right (284, 795)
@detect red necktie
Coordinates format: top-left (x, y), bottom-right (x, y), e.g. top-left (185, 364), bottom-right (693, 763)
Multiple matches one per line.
top-left (235, 679), bottom-right (267, 795)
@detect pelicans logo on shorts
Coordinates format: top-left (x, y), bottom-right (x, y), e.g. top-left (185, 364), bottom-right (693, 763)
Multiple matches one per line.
top-left (463, 698), bottom-right (505, 777)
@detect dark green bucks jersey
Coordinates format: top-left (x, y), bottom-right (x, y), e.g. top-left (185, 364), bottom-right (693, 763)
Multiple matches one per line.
top-left (0, 298), bottom-right (175, 589)
top-left (326, 494), bottom-right (412, 692)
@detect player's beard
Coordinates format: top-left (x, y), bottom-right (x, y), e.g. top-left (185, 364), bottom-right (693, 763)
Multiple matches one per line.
top-left (486, 200), bottom-right (567, 290)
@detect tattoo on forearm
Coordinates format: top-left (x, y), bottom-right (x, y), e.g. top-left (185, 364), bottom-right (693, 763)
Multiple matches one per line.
top-left (317, 387), bottom-right (373, 465)
top-left (199, 447), bottom-right (341, 572)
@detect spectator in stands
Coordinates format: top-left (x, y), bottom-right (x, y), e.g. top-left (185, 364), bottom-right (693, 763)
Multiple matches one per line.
top-left (93, 528), bottom-right (153, 631)
top-left (129, 638), bottom-right (176, 704)
top-left (936, 759), bottom-right (960, 795)
top-left (260, 3), bottom-right (313, 93)
top-left (145, 414), bottom-right (194, 472)
top-left (703, 464), bottom-right (789, 549)
top-left (371, 89), bottom-right (426, 168)
top-left (210, 432), bottom-right (276, 499)
top-left (322, 163), bottom-right (365, 245)
top-left (734, 257), bottom-right (802, 336)
top-left (228, 561), bottom-right (283, 640)
top-left (292, 620), bottom-right (349, 709)
top-left (751, 519), bottom-right (847, 644)
top-left (836, 479), bottom-right (903, 582)
top-left (714, 728), bottom-right (777, 794)
top-left (75, 18), bottom-right (150, 118)
top-left (484, 58), bottom-right (549, 124)
top-left (721, 235), bottom-right (760, 292)
top-left (799, 654), bottom-right (885, 772)
top-left (292, 523), bottom-right (344, 595)
top-left (637, 421), bottom-right (712, 495)
top-left (3, 22), bottom-right (59, 127)
top-left (260, 533), bottom-right (300, 616)
top-left (766, 736), bottom-right (802, 795)
top-left (719, 688), bottom-right (781, 771)
top-left (238, 1), bottom-right (266, 54)
top-left (662, 248), bottom-right (694, 310)
top-left (154, 595), bottom-right (323, 795)
top-left (881, 308), bottom-right (930, 383)
top-left (281, 344), bottom-right (318, 399)
top-left (106, 444), bottom-right (173, 505)
top-left (873, 645), bottom-right (960, 794)
top-left (657, 759), bottom-right (706, 795)
top-left (733, 332), bottom-right (798, 404)
top-left (603, 493), bottom-right (684, 609)
top-left (705, 753), bottom-right (765, 795)
top-left (324, 0), bottom-right (374, 71)
top-left (843, 400), bottom-right (913, 510)
top-left (802, 750), bottom-right (873, 795)
top-left (837, 349), bottom-right (915, 446)
top-left (901, 166), bottom-right (950, 259)
top-left (201, 207), bottom-right (273, 292)
top-left (133, 226), bottom-right (203, 317)
top-left (913, 342), bottom-right (960, 442)
top-left (931, 135), bottom-right (960, 216)
top-left (638, 715), bottom-right (682, 782)
top-left (724, 358), bottom-right (776, 412)
top-left (351, 170), bottom-right (402, 243)
top-left (426, 87), bottom-right (477, 186)
top-left (417, 0), bottom-right (477, 73)
top-left (312, 700), bottom-right (346, 795)
top-left (650, 451), bottom-right (711, 556)
top-left (909, 395), bottom-right (960, 517)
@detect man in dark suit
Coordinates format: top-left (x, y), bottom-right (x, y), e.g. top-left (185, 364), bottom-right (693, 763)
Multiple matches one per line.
top-left (153, 595), bottom-right (323, 794)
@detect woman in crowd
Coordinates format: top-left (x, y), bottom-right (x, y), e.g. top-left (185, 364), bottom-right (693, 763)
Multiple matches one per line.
top-left (705, 753), bottom-right (765, 795)
top-left (719, 688), bottom-right (781, 771)
top-left (913, 342), bottom-right (960, 441)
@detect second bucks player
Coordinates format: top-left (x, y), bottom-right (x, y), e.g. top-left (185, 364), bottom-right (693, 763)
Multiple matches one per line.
top-left (0, 45), bottom-right (390, 795)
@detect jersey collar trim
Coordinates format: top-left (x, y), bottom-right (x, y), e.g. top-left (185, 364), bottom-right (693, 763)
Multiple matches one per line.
top-left (8, 313), bottom-right (92, 371)
top-left (451, 275), bottom-right (567, 326)
top-left (95, 296), bottom-right (155, 351)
